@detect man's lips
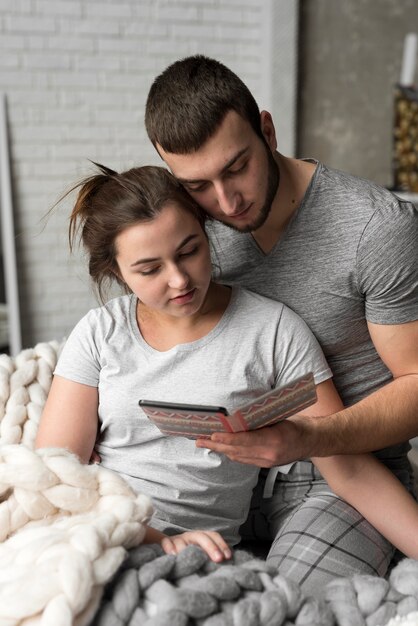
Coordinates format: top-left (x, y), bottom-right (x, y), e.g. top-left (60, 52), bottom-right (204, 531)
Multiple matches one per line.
top-left (228, 204), bottom-right (252, 220)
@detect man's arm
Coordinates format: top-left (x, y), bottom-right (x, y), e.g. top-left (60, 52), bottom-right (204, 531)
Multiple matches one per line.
top-left (196, 319), bottom-right (418, 465)
top-left (314, 318), bottom-right (418, 455)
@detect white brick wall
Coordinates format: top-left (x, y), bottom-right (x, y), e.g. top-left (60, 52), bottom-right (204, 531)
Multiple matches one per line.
top-left (0, 0), bottom-right (297, 348)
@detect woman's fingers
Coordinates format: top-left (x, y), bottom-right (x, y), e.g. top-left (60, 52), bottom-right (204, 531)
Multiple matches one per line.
top-left (161, 530), bottom-right (232, 562)
top-left (161, 535), bottom-right (187, 554)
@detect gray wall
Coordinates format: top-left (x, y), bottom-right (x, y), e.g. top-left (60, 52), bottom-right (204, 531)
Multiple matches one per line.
top-left (3, 0), bottom-right (416, 347)
top-left (0, 1), bottom-right (297, 348)
top-left (297, 0), bottom-right (418, 188)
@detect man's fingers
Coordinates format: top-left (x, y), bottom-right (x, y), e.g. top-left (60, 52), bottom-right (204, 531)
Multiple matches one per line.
top-left (196, 439), bottom-right (246, 460)
top-left (196, 438), bottom-right (278, 467)
top-left (196, 437), bottom-right (257, 455)
top-left (212, 431), bottom-right (259, 445)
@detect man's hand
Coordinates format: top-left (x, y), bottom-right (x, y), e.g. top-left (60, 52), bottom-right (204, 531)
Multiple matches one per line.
top-left (196, 415), bottom-right (316, 467)
top-left (196, 381), bottom-right (351, 465)
top-left (161, 530), bottom-right (232, 562)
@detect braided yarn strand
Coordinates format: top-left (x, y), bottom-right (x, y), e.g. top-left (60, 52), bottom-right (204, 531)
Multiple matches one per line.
top-left (0, 445), bottom-right (152, 625)
top-left (0, 340), bottom-right (64, 449)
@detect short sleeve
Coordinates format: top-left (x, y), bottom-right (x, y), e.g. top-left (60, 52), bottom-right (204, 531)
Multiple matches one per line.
top-left (54, 310), bottom-right (102, 387)
top-left (274, 304), bottom-right (332, 387)
top-left (357, 199), bottom-right (418, 324)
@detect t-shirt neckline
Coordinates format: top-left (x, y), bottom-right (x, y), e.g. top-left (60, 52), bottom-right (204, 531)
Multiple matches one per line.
top-left (129, 286), bottom-right (240, 355)
top-left (247, 159), bottom-right (322, 258)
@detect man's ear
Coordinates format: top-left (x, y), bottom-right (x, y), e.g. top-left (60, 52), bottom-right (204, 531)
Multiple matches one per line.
top-left (260, 111), bottom-right (277, 152)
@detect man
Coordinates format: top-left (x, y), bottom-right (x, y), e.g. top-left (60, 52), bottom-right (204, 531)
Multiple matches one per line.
top-left (145, 55), bottom-right (418, 593)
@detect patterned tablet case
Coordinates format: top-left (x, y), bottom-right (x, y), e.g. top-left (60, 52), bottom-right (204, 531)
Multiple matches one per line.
top-left (140, 372), bottom-right (316, 439)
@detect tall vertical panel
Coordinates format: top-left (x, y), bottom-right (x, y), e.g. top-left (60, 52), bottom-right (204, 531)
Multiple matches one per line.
top-left (260, 0), bottom-right (299, 157)
top-left (0, 95), bottom-right (21, 356)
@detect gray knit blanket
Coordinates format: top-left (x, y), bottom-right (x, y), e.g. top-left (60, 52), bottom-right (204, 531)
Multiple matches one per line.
top-left (91, 543), bottom-right (418, 626)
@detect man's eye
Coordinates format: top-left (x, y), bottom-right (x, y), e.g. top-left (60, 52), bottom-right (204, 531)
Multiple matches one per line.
top-left (179, 246), bottom-right (198, 257)
top-left (229, 161), bottom-right (247, 175)
top-left (185, 182), bottom-right (208, 193)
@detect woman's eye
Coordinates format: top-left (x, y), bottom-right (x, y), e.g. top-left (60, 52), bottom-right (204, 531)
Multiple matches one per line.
top-left (140, 267), bottom-right (160, 276)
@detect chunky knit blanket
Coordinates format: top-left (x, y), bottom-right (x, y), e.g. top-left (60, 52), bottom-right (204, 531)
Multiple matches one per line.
top-left (0, 342), bottom-right (152, 625)
top-left (0, 341), bottom-right (417, 626)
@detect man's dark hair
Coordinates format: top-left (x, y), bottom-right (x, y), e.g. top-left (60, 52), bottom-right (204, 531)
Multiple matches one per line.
top-left (145, 55), bottom-right (262, 154)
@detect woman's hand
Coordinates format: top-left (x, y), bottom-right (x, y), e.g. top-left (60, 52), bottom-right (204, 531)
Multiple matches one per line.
top-left (161, 530), bottom-right (232, 562)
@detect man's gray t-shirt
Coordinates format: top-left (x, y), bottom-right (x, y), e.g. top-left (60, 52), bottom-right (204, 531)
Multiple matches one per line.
top-left (55, 286), bottom-right (331, 544)
top-left (207, 161), bottom-right (418, 469)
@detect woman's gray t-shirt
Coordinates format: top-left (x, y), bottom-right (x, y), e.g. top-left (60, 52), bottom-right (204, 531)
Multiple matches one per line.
top-left (55, 286), bottom-right (331, 544)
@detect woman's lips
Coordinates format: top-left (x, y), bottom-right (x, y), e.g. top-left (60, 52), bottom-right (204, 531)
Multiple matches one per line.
top-left (171, 288), bottom-right (196, 304)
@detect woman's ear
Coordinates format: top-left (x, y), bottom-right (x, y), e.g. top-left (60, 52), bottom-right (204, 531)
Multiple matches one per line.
top-left (260, 111), bottom-right (278, 152)
top-left (112, 268), bottom-right (130, 294)
top-left (111, 264), bottom-right (123, 283)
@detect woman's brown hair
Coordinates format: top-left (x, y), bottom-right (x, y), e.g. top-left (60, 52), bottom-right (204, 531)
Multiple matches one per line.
top-left (68, 163), bottom-right (207, 302)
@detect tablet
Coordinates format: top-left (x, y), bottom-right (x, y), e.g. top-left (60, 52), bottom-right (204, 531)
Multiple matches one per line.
top-left (139, 372), bottom-right (317, 440)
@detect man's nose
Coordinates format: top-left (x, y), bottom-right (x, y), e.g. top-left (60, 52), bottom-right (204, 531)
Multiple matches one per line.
top-left (214, 182), bottom-right (242, 216)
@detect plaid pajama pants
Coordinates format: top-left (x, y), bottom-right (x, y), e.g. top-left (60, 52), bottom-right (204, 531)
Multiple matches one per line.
top-left (239, 460), bottom-right (411, 597)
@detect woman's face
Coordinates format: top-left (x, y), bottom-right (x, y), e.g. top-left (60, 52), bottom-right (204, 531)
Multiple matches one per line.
top-left (115, 202), bottom-right (212, 319)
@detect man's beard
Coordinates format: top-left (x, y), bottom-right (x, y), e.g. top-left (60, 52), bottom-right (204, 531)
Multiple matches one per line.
top-left (226, 147), bottom-right (279, 234)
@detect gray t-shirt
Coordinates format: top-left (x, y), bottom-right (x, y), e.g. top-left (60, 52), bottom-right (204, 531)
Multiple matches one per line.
top-left (207, 161), bottom-right (418, 468)
top-left (55, 286), bottom-right (331, 544)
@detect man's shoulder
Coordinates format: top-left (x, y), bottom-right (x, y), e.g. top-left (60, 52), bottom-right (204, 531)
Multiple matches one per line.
top-left (206, 221), bottom-right (261, 280)
top-left (318, 162), bottom-right (407, 214)
top-left (206, 218), bottom-right (239, 240)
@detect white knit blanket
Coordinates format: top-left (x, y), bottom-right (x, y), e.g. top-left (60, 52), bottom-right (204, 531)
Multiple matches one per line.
top-left (386, 614), bottom-right (418, 626)
top-left (0, 342), bottom-right (152, 625)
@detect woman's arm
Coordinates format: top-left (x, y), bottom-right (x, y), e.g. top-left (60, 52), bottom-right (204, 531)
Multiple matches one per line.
top-left (36, 375), bottom-right (233, 562)
top-left (35, 375), bottom-right (99, 463)
top-left (313, 452), bottom-right (418, 558)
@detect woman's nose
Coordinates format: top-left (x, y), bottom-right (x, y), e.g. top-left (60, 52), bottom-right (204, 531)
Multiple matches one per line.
top-left (168, 265), bottom-right (189, 289)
